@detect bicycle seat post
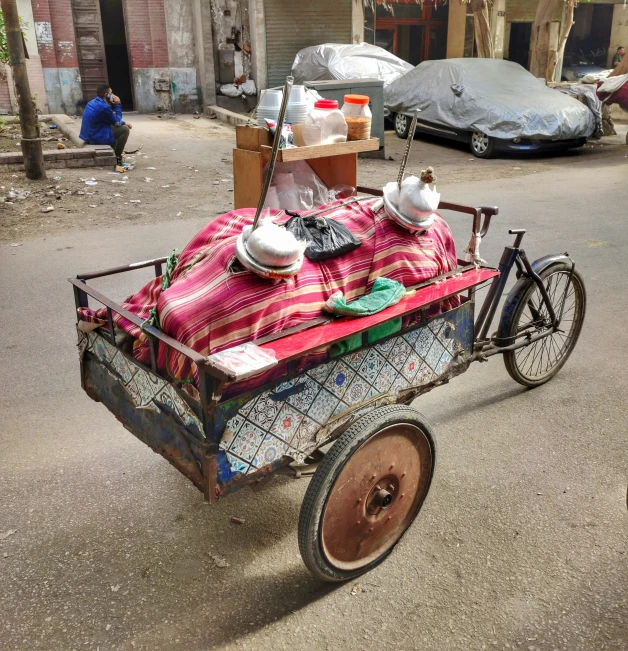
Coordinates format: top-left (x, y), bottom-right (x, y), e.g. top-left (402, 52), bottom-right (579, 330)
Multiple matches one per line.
top-left (509, 229), bottom-right (526, 248)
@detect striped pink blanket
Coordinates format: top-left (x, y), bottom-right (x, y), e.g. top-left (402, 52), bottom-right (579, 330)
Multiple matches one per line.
top-left (79, 198), bottom-right (458, 388)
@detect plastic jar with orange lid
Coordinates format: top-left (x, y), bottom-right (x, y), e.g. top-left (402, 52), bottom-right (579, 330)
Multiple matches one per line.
top-left (341, 95), bottom-right (372, 141)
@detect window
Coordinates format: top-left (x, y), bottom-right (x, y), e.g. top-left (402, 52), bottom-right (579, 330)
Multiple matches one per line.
top-left (374, 1), bottom-right (449, 65)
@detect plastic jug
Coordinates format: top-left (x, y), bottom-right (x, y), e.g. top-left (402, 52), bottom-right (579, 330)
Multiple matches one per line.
top-left (302, 99), bottom-right (348, 146)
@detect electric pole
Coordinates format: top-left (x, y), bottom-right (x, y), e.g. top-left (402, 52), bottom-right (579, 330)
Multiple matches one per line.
top-left (1, 0), bottom-right (46, 179)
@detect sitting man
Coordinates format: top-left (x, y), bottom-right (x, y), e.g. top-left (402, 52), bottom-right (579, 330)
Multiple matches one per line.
top-left (79, 83), bottom-right (132, 168)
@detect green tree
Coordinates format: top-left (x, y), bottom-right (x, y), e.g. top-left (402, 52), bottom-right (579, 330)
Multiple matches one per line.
top-left (0, 9), bottom-right (8, 65)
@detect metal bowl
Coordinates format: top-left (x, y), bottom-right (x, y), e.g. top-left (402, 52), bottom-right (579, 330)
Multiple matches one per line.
top-left (235, 234), bottom-right (304, 279)
top-left (382, 194), bottom-right (436, 233)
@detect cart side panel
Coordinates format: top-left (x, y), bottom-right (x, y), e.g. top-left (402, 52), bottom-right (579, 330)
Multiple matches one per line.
top-left (216, 299), bottom-right (474, 492)
top-left (79, 330), bottom-right (208, 492)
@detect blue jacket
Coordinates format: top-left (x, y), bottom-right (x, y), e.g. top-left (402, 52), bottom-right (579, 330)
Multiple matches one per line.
top-left (79, 97), bottom-right (125, 146)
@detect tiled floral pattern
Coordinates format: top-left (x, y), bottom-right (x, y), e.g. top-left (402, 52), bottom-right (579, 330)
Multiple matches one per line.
top-left (359, 348), bottom-right (385, 383)
top-left (221, 310), bottom-right (468, 473)
top-left (344, 349), bottom-right (368, 370)
top-left (308, 388), bottom-right (341, 424)
top-left (80, 309), bottom-right (469, 479)
top-left (270, 404), bottom-right (303, 443)
top-left (81, 329), bottom-right (204, 437)
top-left (228, 421), bottom-right (266, 461)
top-left (324, 361), bottom-right (356, 399)
top-left (248, 393), bottom-right (281, 429)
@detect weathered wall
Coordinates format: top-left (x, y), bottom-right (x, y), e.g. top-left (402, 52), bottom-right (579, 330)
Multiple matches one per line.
top-left (503, 0), bottom-right (561, 66)
top-left (446, 0), bottom-right (468, 59)
top-left (0, 77), bottom-right (12, 113)
top-left (609, 5), bottom-right (628, 68)
top-left (248, 0), bottom-right (266, 91)
top-left (13, 0), bottom-right (48, 112)
top-left (164, 0), bottom-right (201, 111)
top-left (193, 0), bottom-right (217, 108)
top-left (505, 0), bottom-right (562, 24)
top-left (124, 0), bottom-right (172, 111)
top-left (491, 0), bottom-right (506, 59)
top-left (33, 0), bottom-right (82, 114)
top-left (351, 0), bottom-right (364, 44)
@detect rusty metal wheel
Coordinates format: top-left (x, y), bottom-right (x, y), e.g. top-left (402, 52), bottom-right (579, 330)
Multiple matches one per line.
top-left (298, 405), bottom-right (436, 582)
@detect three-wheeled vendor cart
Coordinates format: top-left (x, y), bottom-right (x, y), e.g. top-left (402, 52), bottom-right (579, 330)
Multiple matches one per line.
top-left (70, 197), bottom-right (585, 582)
top-left (69, 90), bottom-right (586, 582)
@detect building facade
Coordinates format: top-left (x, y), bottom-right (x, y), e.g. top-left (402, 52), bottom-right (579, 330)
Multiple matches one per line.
top-left (1, 0), bottom-right (626, 116)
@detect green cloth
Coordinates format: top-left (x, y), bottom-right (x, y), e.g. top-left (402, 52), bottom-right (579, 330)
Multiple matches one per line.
top-left (331, 318), bottom-right (402, 357)
top-left (326, 277), bottom-right (406, 357)
top-left (325, 277), bottom-right (406, 317)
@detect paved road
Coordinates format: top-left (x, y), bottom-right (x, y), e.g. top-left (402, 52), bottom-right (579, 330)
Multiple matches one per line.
top-left (1, 137), bottom-right (626, 650)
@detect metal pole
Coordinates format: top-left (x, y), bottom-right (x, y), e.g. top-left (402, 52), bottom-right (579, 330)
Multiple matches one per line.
top-left (252, 76), bottom-right (293, 231)
top-left (397, 110), bottom-right (420, 190)
top-left (0, 0), bottom-right (46, 180)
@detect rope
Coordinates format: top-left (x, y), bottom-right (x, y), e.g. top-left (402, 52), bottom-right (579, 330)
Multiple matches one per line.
top-left (140, 249), bottom-right (178, 332)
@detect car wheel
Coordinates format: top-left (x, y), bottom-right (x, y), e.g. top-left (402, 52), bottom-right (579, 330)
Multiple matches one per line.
top-left (469, 130), bottom-right (495, 158)
top-left (394, 113), bottom-right (411, 139)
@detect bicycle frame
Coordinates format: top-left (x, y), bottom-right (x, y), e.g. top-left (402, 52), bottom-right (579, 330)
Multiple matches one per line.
top-left (472, 229), bottom-right (574, 359)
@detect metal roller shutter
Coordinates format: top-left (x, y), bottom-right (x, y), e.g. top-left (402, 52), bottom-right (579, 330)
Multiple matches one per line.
top-left (264, 0), bottom-right (352, 88)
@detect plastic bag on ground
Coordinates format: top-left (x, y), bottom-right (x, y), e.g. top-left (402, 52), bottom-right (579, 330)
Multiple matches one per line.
top-left (241, 79), bottom-right (257, 96)
top-left (220, 84), bottom-right (243, 97)
top-left (285, 213), bottom-right (362, 261)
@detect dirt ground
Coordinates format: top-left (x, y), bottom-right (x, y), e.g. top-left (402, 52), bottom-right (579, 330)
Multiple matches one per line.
top-left (0, 121), bottom-right (69, 153)
top-left (0, 113), bottom-right (626, 244)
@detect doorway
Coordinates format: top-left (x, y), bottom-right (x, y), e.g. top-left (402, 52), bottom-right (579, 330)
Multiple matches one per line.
top-left (565, 3), bottom-right (614, 68)
top-left (71, 0), bottom-right (133, 110)
top-left (508, 22), bottom-right (532, 69)
top-left (99, 0), bottom-right (133, 110)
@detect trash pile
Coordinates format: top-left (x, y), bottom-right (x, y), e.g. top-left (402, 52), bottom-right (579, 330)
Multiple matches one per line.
top-left (1, 148), bottom-right (140, 209)
top-left (220, 74), bottom-right (257, 99)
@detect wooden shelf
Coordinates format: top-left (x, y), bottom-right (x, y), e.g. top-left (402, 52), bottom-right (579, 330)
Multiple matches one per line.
top-left (260, 138), bottom-right (380, 162)
top-left (233, 125), bottom-right (379, 210)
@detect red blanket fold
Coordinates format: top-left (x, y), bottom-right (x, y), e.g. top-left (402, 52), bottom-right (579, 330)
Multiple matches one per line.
top-left (79, 198), bottom-right (458, 387)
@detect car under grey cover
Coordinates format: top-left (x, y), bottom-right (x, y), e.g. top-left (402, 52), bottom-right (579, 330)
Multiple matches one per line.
top-left (386, 58), bottom-right (596, 141)
top-left (291, 43), bottom-right (413, 104)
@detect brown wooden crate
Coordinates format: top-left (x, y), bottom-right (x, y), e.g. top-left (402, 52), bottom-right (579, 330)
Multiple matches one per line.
top-left (235, 125), bottom-right (271, 152)
top-left (308, 154), bottom-right (358, 191)
top-left (233, 148), bottom-right (263, 209)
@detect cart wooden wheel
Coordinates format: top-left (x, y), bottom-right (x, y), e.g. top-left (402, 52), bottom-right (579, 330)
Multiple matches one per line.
top-left (298, 405), bottom-right (436, 582)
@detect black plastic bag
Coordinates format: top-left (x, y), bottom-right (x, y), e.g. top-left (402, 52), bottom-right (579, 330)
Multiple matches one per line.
top-left (284, 213), bottom-right (361, 261)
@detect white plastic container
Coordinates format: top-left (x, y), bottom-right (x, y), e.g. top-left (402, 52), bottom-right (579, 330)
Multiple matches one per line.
top-left (256, 89), bottom-right (282, 126)
top-left (341, 94), bottom-right (372, 141)
top-left (302, 99), bottom-right (348, 146)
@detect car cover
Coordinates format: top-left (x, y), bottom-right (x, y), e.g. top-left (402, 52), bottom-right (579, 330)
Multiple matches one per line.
top-left (386, 58), bottom-right (596, 140)
top-left (553, 82), bottom-right (603, 139)
top-left (291, 43), bottom-right (413, 103)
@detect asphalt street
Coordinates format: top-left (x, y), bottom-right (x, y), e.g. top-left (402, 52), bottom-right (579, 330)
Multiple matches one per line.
top-left (1, 132), bottom-right (627, 650)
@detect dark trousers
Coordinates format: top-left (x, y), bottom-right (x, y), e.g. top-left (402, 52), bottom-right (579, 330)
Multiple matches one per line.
top-left (111, 124), bottom-right (130, 157)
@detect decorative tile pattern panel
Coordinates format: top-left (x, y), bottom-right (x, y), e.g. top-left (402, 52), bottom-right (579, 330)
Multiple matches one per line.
top-left (220, 310), bottom-right (470, 475)
top-left (80, 329), bottom-right (204, 437)
top-left (79, 305), bottom-right (470, 481)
